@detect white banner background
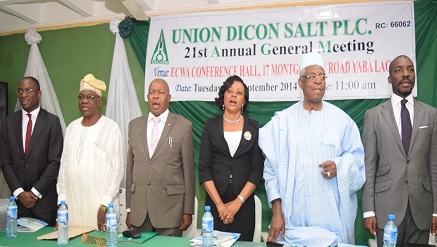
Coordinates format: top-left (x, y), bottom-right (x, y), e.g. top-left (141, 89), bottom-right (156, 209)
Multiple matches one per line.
top-left (145, 1), bottom-right (416, 101)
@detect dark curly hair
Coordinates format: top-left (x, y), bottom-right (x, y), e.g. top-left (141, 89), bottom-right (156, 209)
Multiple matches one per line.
top-left (214, 75), bottom-right (249, 111)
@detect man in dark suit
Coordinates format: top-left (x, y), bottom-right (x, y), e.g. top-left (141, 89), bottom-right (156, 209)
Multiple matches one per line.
top-left (0, 76), bottom-right (63, 226)
top-left (362, 55), bottom-right (437, 246)
top-left (125, 78), bottom-right (195, 236)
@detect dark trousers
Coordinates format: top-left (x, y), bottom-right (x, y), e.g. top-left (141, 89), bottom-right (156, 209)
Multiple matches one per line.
top-left (136, 213), bottom-right (182, 237)
top-left (205, 184), bottom-right (255, 241)
top-left (377, 203), bottom-right (429, 247)
top-left (18, 207), bottom-right (57, 227)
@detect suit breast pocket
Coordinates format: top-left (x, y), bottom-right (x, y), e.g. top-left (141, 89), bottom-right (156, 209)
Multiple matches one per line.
top-left (417, 125), bottom-right (431, 139)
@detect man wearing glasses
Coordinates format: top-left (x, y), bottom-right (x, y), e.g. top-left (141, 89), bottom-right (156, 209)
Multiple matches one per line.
top-left (259, 52), bottom-right (365, 246)
top-left (56, 74), bottom-right (124, 231)
top-left (0, 76), bottom-right (63, 226)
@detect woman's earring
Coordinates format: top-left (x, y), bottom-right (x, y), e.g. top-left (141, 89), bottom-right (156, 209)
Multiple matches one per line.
top-left (241, 105), bottom-right (244, 114)
top-left (222, 104), bottom-right (225, 111)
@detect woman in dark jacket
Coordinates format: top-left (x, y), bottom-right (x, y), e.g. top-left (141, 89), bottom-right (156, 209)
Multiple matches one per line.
top-left (198, 75), bottom-right (263, 241)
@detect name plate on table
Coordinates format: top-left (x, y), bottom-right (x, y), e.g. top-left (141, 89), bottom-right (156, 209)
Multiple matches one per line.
top-left (81, 233), bottom-right (106, 247)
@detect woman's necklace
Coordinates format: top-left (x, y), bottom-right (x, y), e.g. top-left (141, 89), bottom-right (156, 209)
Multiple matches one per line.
top-left (223, 114), bottom-right (242, 124)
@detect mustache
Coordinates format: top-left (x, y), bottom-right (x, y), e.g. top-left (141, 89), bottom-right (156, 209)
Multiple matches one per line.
top-left (400, 78), bottom-right (413, 84)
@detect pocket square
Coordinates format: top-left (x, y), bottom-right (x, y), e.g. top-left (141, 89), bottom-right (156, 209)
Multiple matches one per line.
top-left (419, 125), bottom-right (429, 129)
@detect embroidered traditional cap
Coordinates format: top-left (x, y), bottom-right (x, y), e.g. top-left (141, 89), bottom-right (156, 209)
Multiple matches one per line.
top-left (299, 52), bottom-right (325, 71)
top-left (79, 74), bottom-right (106, 97)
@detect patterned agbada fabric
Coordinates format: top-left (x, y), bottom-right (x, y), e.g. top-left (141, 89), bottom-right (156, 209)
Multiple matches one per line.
top-left (57, 116), bottom-right (124, 229)
top-left (260, 101), bottom-right (365, 247)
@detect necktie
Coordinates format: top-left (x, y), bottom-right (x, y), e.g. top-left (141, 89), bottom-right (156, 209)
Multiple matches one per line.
top-left (149, 117), bottom-right (160, 156)
top-left (401, 99), bottom-right (412, 155)
top-left (25, 113), bottom-right (32, 156)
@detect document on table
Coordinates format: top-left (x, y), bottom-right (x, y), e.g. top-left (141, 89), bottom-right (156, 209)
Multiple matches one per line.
top-left (17, 217), bottom-right (47, 232)
top-left (190, 230), bottom-right (240, 247)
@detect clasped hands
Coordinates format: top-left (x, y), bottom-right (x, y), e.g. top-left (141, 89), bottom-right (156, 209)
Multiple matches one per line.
top-left (217, 198), bottom-right (243, 225)
top-left (17, 191), bottom-right (38, 208)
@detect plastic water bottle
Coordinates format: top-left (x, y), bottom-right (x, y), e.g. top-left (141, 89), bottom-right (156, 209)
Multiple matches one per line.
top-left (202, 205), bottom-right (214, 247)
top-left (57, 200), bottom-right (69, 245)
top-left (383, 214), bottom-right (398, 247)
top-left (106, 203), bottom-right (118, 247)
top-left (6, 196), bottom-right (17, 238)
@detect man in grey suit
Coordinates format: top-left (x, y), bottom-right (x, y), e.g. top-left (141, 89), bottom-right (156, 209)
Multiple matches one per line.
top-left (362, 55), bottom-right (437, 246)
top-left (125, 78), bottom-right (195, 236)
top-left (0, 77), bottom-right (63, 226)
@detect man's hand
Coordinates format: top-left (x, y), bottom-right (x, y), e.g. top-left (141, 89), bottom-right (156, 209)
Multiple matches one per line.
top-left (267, 199), bottom-right (285, 242)
top-left (17, 191), bottom-right (38, 208)
top-left (364, 216), bottom-right (377, 235)
top-left (180, 213), bottom-right (192, 231)
top-left (320, 160), bottom-right (337, 179)
top-left (267, 211), bottom-right (285, 242)
top-left (432, 216), bottom-right (437, 235)
top-left (126, 212), bottom-right (133, 230)
top-left (97, 206), bottom-right (106, 232)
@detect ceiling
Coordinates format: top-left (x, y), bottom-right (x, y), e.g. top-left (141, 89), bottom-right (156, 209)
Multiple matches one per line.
top-left (0, 0), bottom-right (298, 35)
top-left (0, 0), bottom-right (402, 35)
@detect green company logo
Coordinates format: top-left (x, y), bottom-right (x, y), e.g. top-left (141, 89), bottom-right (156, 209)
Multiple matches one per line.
top-left (151, 29), bottom-right (169, 64)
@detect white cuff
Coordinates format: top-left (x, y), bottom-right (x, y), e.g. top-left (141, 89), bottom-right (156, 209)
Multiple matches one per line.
top-left (363, 211), bottom-right (375, 218)
top-left (31, 187), bottom-right (42, 199)
top-left (13, 188), bottom-right (24, 199)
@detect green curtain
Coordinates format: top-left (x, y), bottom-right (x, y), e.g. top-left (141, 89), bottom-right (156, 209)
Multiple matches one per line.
top-left (126, 1), bottom-right (437, 244)
top-left (415, 0), bottom-right (437, 105)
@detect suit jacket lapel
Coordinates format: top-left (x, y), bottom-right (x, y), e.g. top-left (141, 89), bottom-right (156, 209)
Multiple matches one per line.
top-left (152, 112), bottom-right (175, 157)
top-left (217, 115), bottom-right (231, 157)
top-left (233, 115), bottom-right (247, 158)
top-left (409, 99), bottom-right (424, 151)
top-left (26, 109), bottom-right (46, 156)
top-left (13, 112), bottom-right (25, 156)
top-left (381, 100), bottom-right (405, 155)
top-left (141, 116), bottom-right (151, 158)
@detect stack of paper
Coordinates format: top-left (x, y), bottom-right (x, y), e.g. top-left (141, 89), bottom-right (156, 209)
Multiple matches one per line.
top-left (17, 217), bottom-right (47, 232)
top-left (190, 230), bottom-right (240, 247)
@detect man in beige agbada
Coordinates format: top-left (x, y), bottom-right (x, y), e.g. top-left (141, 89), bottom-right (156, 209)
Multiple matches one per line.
top-left (57, 74), bottom-right (124, 231)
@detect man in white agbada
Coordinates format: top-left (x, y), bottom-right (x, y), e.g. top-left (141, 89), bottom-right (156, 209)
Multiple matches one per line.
top-left (259, 52), bottom-right (365, 246)
top-left (57, 74), bottom-right (124, 231)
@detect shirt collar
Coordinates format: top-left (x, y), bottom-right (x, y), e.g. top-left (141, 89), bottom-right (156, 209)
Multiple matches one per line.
top-left (148, 109), bottom-right (169, 123)
top-left (390, 93), bottom-right (414, 107)
top-left (22, 106), bottom-right (40, 118)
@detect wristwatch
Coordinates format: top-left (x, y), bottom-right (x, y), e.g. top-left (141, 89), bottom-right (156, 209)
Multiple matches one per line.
top-left (99, 204), bottom-right (108, 212)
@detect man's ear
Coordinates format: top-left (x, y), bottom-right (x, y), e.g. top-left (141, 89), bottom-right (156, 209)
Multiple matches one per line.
top-left (298, 79), bottom-right (303, 89)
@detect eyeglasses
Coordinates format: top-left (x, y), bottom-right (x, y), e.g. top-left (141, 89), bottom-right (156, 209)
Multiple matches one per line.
top-left (17, 88), bottom-right (39, 95)
top-left (301, 75), bottom-right (328, 81)
top-left (77, 95), bottom-right (100, 100)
